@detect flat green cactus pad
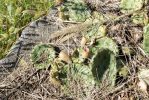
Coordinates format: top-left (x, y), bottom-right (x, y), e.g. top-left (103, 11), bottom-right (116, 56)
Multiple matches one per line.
top-left (143, 24), bottom-right (149, 55)
top-left (91, 48), bottom-right (117, 87)
top-left (31, 44), bottom-right (56, 69)
top-left (61, 0), bottom-right (91, 22)
top-left (120, 0), bottom-right (143, 13)
top-left (132, 12), bottom-right (148, 25)
top-left (95, 37), bottom-right (118, 55)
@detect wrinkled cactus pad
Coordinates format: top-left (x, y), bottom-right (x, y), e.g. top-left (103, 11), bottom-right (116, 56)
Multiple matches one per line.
top-left (61, 0), bottom-right (91, 22)
top-left (143, 24), bottom-right (149, 55)
top-left (95, 37), bottom-right (118, 55)
top-left (120, 0), bottom-right (143, 13)
top-left (31, 44), bottom-right (56, 69)
top-left (91, 48), bottom-right (117, 87)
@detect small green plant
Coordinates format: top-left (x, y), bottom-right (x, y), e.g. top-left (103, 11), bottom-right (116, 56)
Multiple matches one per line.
top-left (0, 0), bottom-right (54, 59)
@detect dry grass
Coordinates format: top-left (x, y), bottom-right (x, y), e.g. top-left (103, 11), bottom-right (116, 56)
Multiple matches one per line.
top-left (1, 0), bottom-right (149, 99)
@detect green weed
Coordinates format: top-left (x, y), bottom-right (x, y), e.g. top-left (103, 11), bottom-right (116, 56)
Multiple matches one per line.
top-left (0, 0), bottom-right (54, 59)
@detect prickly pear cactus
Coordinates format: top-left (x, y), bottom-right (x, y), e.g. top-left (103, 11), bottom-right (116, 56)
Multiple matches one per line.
top-left (71, 63), bottom-right (95, 87)
top-left (87, 24), bottom-right (107, 37)
top-left (50, 63), bottom-right (68, 86)
top-left (143, 24), bottom-right (149, 55)
top-left (95, 37), bottom-right (118, 55)
top-left (60, 0), bottom-right (91, 22)
top-left (131, 12), bottom-right (148, 25)
top-left (92, 37), bottom-right (118, 86)
top-left (31, 44), bottom-right (56, 69)
top-left (63, 37), bottom-right (118, 89)
top-left (120, 0), bottom-right (143, 13)
top-left (91, 37), bottom-right (118, 86)
top-left (91, 48), bottom-right (117, 87)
